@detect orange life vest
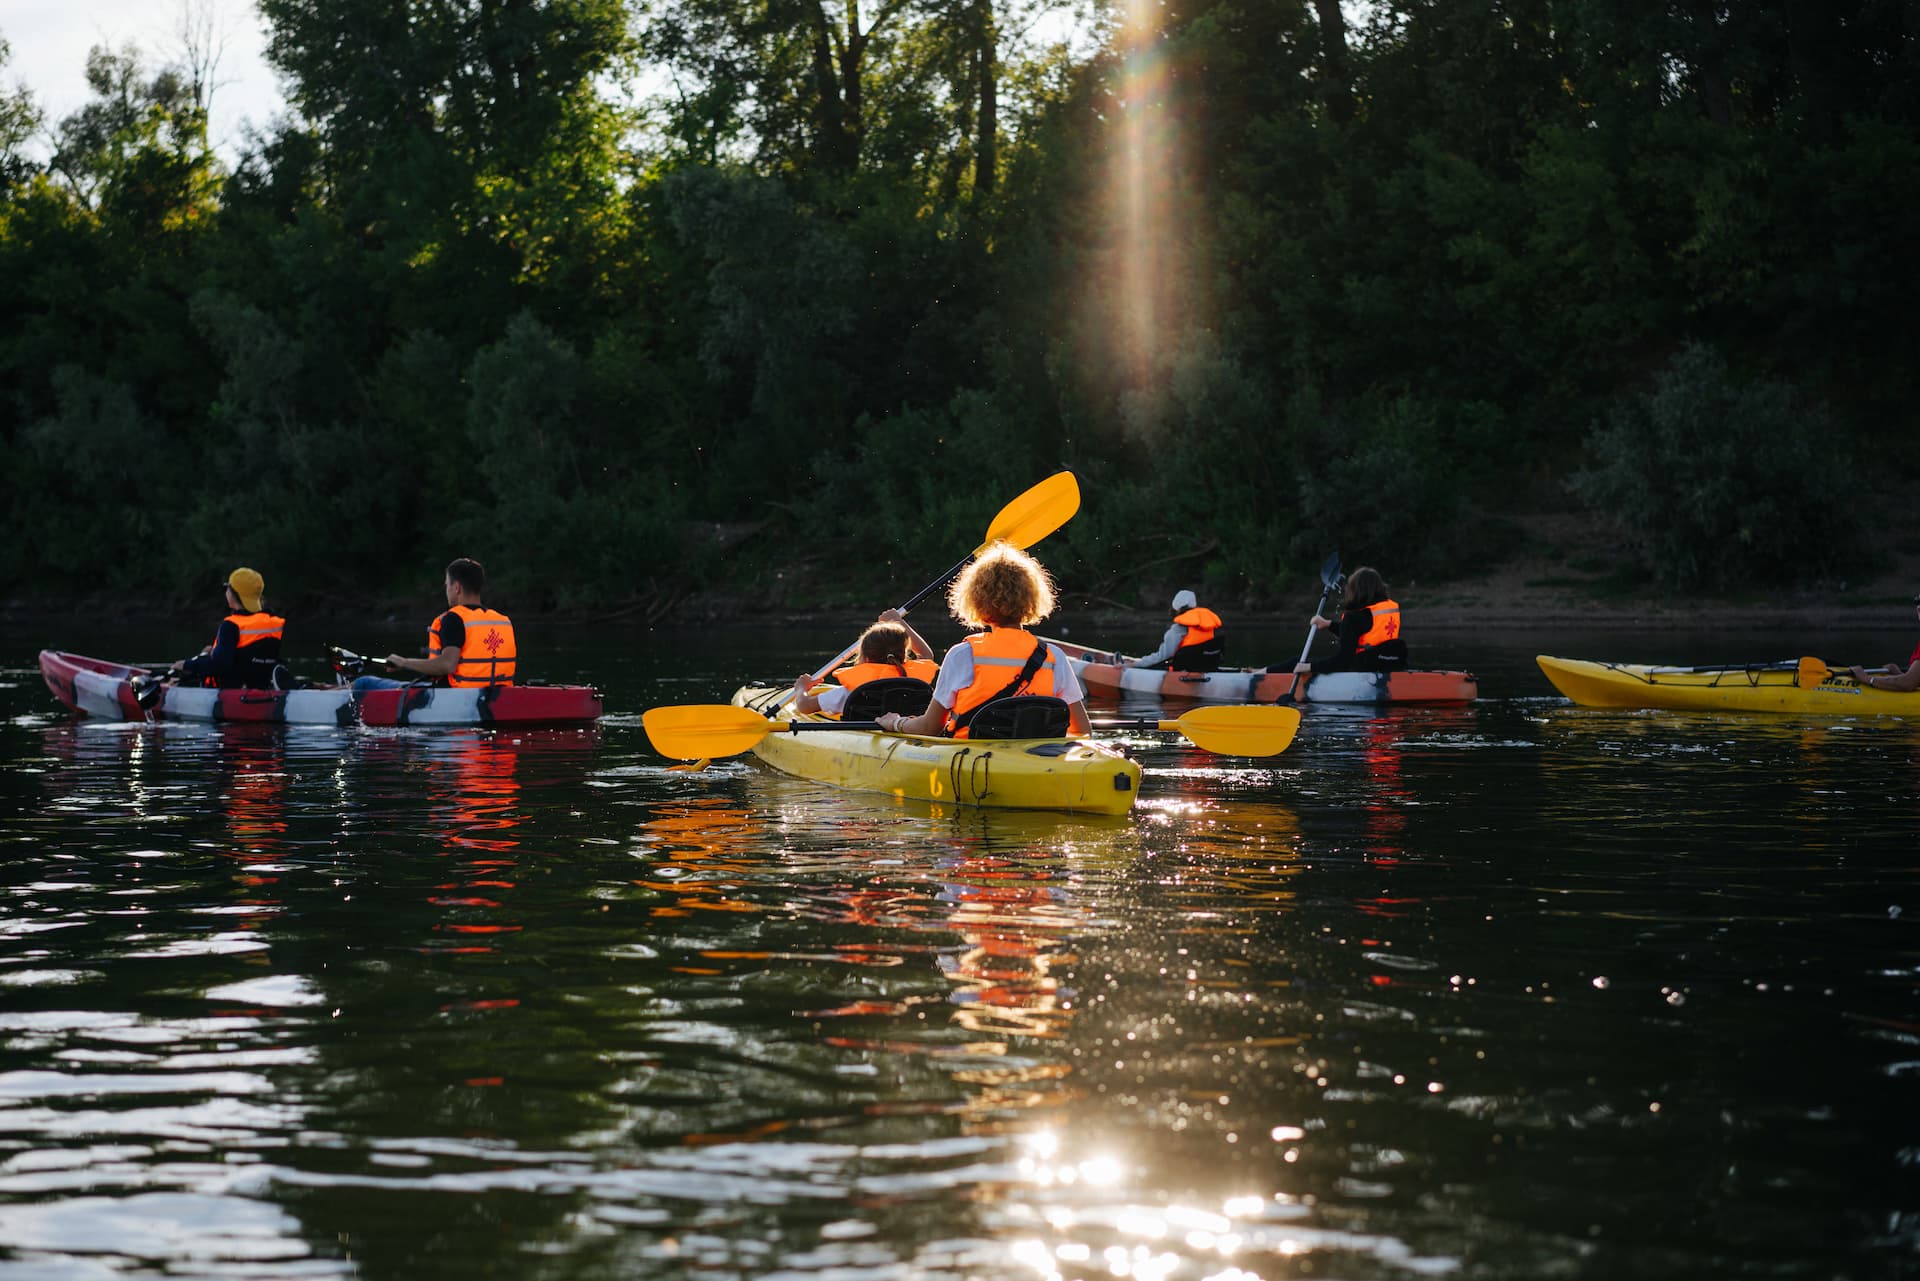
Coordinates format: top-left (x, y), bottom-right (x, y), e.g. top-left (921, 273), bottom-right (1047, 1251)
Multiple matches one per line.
top-left (1172, 606), bottom-right (1222, 653)
top-left (1356, 600), bottom-right (1401, 649)
top-left (221, 611), bottom-right (285, 653)
top-left (429, 606), bottom-right (517, 688)
top-left (202, 611), bottom-right (285, 688)
top-left (833, 658), bottom-right (939, 689)
top-left (948, 628), bottom-right (1061, 739)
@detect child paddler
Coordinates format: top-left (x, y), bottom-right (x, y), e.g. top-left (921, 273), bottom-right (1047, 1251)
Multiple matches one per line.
top-left (791, 611), bottom-right (939, 717)
top-left (876, 542), bottom-right (1091, 739)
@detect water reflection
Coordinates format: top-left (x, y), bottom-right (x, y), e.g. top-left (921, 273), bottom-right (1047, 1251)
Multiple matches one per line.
top-left (1, 720), bottom-right (327, 1275)
top-left (4, 633), bottom-right (1919, 1280)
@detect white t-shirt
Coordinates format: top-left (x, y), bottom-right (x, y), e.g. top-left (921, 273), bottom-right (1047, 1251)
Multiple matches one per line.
top-left (932, 636), bottom-right (1084, 711)
top-left (813, 684), bottom-right (852, 715)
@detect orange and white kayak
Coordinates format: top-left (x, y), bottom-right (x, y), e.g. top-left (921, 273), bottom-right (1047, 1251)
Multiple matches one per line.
top-left (1045, 638), bottom-right (1476, 705)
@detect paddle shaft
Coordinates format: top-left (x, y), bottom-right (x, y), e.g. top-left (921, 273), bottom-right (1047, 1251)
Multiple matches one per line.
top-left (765, 715), bottom-right (1221, 736)
top-left (771, 471), bottom-right (1081, 711)
top-left (783, 552), bottom-right (971, 702)
top-left (1295, 578), bottom-right (1342, 666)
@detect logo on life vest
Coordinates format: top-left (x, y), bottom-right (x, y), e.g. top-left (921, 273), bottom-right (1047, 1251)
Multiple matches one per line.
top-left (483, 629), bottom-right (505, 655)
top-left (1381, 616), bottom-right (1399, 639)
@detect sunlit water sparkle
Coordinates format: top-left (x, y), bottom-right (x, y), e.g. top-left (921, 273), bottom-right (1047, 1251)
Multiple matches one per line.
top-left (1, 622), bottom-right (1915, 1278)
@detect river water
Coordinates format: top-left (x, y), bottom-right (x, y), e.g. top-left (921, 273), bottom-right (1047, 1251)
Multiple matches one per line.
top-left (1, 616), bottom-right (1915, 1280)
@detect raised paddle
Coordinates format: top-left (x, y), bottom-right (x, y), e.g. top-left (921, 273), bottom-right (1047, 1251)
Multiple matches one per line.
top-left (772, 470), bottom-right (1082, 709)
top-left (642, 701), bottom-right (1301, 761)
top-left (1285, 551), bottom-right (1342, 699)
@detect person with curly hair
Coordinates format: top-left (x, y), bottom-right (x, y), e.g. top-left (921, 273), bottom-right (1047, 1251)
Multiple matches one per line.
top-left (876, 542), bottom-right (1090, 738)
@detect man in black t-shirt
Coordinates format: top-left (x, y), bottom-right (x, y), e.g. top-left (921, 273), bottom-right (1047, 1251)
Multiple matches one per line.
top-left (352, 558), bottom-right (512, 690)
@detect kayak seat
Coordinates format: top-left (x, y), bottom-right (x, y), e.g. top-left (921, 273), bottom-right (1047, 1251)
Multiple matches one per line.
top-left (1167, 637), bottom-right (1225, 672)
top-left (964, 695), bottom-right (1071, 741)
top-left (1355, 639), bottom-right (1410, 670)
top-left (841, 677), bottom-right (934, 721)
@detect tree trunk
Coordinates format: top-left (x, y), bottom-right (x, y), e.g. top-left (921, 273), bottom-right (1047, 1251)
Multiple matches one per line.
top-left (1311, 0), bottom-right (1354, 124)
top-left (1688, 0), bottom-right (1733, 126)
top-left (972, 0), bottom-right (997, 197)
top-left (807, 9), bottom-right (854, 172)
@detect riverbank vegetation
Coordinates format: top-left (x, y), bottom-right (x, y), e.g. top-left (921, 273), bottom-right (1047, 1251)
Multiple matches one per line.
top-left (2, 3), bottom-right (1914, 616)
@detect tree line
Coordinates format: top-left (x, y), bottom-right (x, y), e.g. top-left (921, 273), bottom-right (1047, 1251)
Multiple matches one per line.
top-left (1, 1), bottom-right (1913, 616)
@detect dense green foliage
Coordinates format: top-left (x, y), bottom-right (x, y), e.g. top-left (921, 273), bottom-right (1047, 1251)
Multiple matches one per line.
top-left (1574, 345), bottom-right (1856, 592)
top-left (1, 1), bottom-right (1913, 612)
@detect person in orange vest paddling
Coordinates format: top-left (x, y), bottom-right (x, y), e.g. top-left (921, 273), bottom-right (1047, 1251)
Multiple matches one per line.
top-left (1125, 589), bottom-right (1225, 672)
top-left (875, 542), bottom-right (1091, 739)
top-left (792, 611), bottom-right (939, 716)
top-left (354, 558), bottom-right (516, 691)
top-left (171, 567), bottom-right (287, 689)
top-left (1285, 565), bottom-right (1407, 696)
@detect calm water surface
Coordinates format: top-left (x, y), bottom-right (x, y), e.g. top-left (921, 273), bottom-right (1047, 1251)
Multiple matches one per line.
top-left (1, 618), bottom-right (1916, 1280)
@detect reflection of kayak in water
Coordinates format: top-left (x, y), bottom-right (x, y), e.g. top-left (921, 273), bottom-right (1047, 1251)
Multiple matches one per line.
top-left (1043, 637), bottom-right (1477, 705)
top-left (1536, 654), bottom-right (1918, 715)
top-left (728, 685), bottom-right (1141, 816)
top-left (37, 650), bottom-right (602, 727)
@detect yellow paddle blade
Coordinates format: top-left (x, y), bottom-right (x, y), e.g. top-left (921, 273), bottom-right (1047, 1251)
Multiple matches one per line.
top-left (1796, 656), bottom-right (1831, 690)
top-left (642, 705), bottom-right (776, 760)
top-left (976, 470), bottom-right (1080, 555)
top-left (1161, 704), bottom-right (1302, 757)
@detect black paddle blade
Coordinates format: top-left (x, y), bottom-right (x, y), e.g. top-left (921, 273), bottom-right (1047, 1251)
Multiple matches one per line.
top-left (1319, 550), bottom-right (1342, 589)
top-left (131, 671), bottom-right (169, 711)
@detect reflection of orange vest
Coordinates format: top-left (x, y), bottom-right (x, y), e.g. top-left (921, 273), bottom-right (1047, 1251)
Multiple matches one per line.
top-left (1357, 600), bottom-right (1401, 649)
top-left (1172, 606), bottom-right (1221, 652)
top-left (948, 628), bottom-right (1060, 739)
top-left (430, 606), bottom-right (517, 688)
top-left (833, 658), bottom-right (938, 689)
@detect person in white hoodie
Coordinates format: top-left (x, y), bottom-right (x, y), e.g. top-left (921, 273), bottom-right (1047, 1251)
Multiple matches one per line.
top-left (1125, 590), bottom-right (1225, 672)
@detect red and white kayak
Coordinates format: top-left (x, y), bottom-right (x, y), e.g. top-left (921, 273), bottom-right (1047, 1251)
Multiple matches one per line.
top-left (37, 651), bottom-right (600, 727)
top-left (39, 651), bottom-right (356, 724)
top-left (354, 682), bottom-right (602, 727)
top-left (1043, 638), bottom-right (1478, 705)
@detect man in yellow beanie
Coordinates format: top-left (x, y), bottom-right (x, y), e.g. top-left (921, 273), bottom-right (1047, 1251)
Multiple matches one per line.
top-left (172, 567), bottom-right (288, 689)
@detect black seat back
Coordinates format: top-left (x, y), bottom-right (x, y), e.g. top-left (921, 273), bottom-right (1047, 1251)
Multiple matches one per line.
top-left (841, 677), bottom-right (934, 720)
top-left (963, 694), bottom-right (1071, 740)
top-left (1358, 638), bottom-right (1409, 670)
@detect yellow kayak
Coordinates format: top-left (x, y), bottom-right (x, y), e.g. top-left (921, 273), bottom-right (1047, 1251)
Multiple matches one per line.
top-left (1536, 655), bottom-right (1919, 715)
top-left (729, 687), bottom-right (1142, 814)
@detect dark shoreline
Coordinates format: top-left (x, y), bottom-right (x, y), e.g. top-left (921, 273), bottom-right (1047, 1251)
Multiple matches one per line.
top-left (5, 587), bottom-right (1915, 633)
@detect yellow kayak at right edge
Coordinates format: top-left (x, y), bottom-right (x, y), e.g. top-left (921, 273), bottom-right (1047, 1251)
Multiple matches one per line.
top-left (1536, 655), bottom-right (1920, 716)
